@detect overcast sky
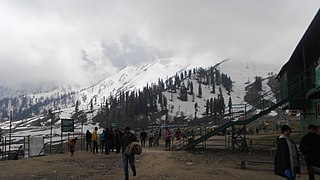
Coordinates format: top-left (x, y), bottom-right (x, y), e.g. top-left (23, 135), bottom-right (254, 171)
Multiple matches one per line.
top-left (0, 0), bottom-right (319, 88)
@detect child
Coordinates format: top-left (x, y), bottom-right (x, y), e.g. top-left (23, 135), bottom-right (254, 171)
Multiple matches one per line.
top-left (68, 137), bottom-right (78, 156)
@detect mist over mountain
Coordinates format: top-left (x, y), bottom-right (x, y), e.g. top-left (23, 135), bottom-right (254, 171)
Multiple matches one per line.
top-left (0, 57), bottom-right (279, 122)
top-left (0, 57), bottom-right (283, 143)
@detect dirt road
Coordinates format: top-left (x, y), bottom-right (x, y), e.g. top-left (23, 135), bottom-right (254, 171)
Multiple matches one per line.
top-left (0, 146), bottom-right (309, 180)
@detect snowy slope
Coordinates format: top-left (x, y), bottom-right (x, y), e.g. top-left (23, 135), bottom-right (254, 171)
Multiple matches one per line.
top-left (0, 59), bottom-right (280, 140)
top-left (77, 58), bottom-right (190, 108)
top-left (220, 61), bottom-right (279, 104)
top-left (148, 60), bottom-right (280, 122)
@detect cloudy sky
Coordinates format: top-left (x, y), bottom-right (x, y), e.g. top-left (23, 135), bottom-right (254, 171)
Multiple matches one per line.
top-left (0, 0), bottom-right (319, 88)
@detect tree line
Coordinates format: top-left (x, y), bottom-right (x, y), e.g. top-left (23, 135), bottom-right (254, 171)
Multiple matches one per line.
top-left (87, 65), bottom-right (233, 129)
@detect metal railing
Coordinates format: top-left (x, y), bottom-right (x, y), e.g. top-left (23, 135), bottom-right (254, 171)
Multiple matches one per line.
top-left (172, 68), bottom-right (315, 150)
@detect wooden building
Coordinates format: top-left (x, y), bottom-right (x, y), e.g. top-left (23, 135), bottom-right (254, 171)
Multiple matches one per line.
top-left (277, 9), bottom-right (320, 134)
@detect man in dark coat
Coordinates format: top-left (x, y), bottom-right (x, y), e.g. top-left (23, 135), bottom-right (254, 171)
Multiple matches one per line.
top-left (109, 128), bottom-right (115, 152)
top-left (122, 127), bottom-right (138, 180)
top-left (114, 128), bottom-right (122, 154)
top-left (85, 130), bottom-right (92, 152)
top-left (274, 125), bottom-right (300, 179)
top-left (299, 124), bottom-right (320, 180)
top-left (139, 129), bottom-right (147, 147)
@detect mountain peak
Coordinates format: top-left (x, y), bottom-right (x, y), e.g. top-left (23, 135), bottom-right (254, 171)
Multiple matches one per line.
top-left (78, 58), bottom-right (190, 106)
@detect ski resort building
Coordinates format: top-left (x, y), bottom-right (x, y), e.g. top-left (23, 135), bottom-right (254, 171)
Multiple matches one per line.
top-left (277, 9), bottom-right (320, 134)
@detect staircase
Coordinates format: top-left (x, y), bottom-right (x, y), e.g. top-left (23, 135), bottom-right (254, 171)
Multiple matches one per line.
top-left (172, 69), bottom-right (315, 150)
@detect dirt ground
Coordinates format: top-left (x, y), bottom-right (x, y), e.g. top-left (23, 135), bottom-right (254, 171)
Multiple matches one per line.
top-left (0, 145), bottom-right (310, 180)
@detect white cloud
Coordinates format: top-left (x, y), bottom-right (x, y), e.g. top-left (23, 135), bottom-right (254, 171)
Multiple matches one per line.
top-left (0, 0), bottom-right (319, 88)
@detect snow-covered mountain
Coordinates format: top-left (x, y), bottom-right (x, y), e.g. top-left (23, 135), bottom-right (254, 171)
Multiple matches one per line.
top-left (0, 58), bottom-right (281, 141)
top-left (76, 58), bottom-right (279, 109)
top-left (77, 58), bottom-right (190, 108)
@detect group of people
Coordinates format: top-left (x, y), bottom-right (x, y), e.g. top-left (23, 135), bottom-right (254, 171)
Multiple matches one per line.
top-left (85, 127), bottom-right (123, 154)
top-left (69, 126), bottom-right (140, 180)
top-left (274, 124), bottom-right (320, 180)
top-left (139, 127), bottom-right (184, 150)
top-left (139, 129), bottom-right (160, 147)
top-left (67, 123), bottom-right (320, 180)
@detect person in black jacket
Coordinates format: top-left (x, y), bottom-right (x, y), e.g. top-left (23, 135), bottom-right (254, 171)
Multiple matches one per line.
top-left (299, 124), bottom-right (320, 180)
top-left (114, 128), bottom-right (121, 154)
top-left (85, 130), bottom-right (92, 152)
top-left (274, 125), bottom-right (300, 179)
top-left (122, 127), bottom-right (138, 180)
top-left (139, 129), bottom-right (147, 147)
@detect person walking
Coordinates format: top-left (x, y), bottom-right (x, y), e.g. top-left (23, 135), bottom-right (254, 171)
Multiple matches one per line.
top-left (68, 137), bottom-right (78, 156)
top-left (175, 128), bottom-right (182, 141)
top-left (139, 129), bottom-right (147, 147)
top-left (299, 124), bottom-right (320, 180)
top-left (274, 125), bottom-right (300, 180)
top-left (165, 128), bottom-right (172, 149)
top-left (92, 127), bottom-right (99, 154)
top-left (122, 126), bottom-right (138, 180)
top-left (148, 130), bottom-right (154, 147)
top-left (154, 130), bottom-right (160, 146)
top-left (86, 130), bottom-right (92, 152)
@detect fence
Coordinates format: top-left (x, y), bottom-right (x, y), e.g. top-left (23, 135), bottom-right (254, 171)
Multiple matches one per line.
top-left (0, 135), bottom-right (30, 160)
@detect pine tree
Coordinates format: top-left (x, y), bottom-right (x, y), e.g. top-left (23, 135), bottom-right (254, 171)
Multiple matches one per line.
top-left (163, 96), bottom-right (168, 110)
top-left (218, 87), bottom-right (225, 115)
top-left (159, 92), bottom-right (163, 110)
top-left (213, 98), bottom-right (218, 117)
top-left (211, 78), bottom-right (215, 94)
top-left (179, 84), bottom-right (188, 101)
top-left (189, 81), bottom-right (194, 95)
top-left (75, 100), bottom-right (79, 113)
top-left (228, 96), bottom-right (232, 115)
top-left (215, 69), bottom-right (221, 85)
top-left (254, 76), bottom-right (262, 91)
top-left (180, 72), bottom-right (184, 81)
top-left (197, 83), bottom-right (202, 98)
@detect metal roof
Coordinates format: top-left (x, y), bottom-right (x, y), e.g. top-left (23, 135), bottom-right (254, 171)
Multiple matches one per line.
top-left (277, 9), bottom-right (320, 79)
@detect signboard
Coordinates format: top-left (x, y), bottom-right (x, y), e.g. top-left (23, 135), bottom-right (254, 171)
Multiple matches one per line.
top-left (111, 122), bottom-right (116, 128)
top-left (61, 119), bottom-right (74, 132)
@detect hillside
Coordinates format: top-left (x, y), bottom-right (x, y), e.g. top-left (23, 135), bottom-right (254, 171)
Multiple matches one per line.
top-left (0, 59), bottom-right (280, 139)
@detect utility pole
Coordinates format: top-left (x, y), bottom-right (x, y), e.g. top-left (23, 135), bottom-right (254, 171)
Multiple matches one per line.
top-left (9, 110), bottom-right (12, 155)
top-left (58, 108), bottom-right (62, 153)
top-left (81, 114), bottom-right (84, 150)
top-left (49, 109), bottom-right (53, 154)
